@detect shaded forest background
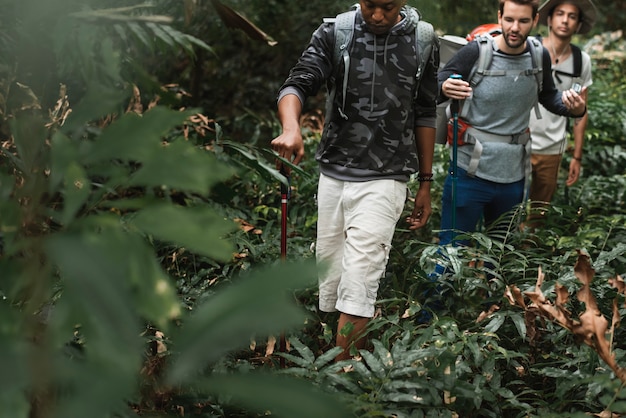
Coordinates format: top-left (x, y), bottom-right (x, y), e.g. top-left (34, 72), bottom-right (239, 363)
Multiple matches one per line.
top-left (182, 0), bottom-right (624, 140)
top-left (0, 0), bottom-right (625, 417)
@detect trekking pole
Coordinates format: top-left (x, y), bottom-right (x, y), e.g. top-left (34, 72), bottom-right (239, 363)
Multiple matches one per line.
top-left (449, 74), bottom-right (462, 246)
top-left (279, 165), bottom-right (290, 367)
top-left (280, 165), bottom-right (289, 261)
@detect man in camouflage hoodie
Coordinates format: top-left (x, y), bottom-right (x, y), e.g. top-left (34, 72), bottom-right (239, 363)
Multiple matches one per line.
top-left (271, 0), bottom-right (439, 360)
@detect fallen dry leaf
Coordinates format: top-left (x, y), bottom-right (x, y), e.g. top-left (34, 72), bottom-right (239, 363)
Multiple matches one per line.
top-left (265, 335), bottom-right (277, 357)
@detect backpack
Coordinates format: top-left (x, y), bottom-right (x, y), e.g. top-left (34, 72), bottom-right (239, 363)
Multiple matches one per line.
top-left (536, 35), bottom-right (583, 83)
top-left (435, 34), bottom-right (545, 144)
top-left (323, 5), bottom-right (437, 118)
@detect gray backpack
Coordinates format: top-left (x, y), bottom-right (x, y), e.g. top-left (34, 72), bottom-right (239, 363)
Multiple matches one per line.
top-left (323, 5), bottom-right (437, 118)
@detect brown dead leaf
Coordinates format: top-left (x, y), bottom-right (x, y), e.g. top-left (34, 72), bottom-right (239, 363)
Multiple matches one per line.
top-left (46, 84), bottom-right (72, 127)
top-left (233, 251), bottom-right (248, 259)
top-left (126, 85), bottom-right (143, 114)
top-left (525, 269), bottom-right (576, 332)
top-left (155, 331), bottom-right (167, 354)
top-left (555, 282), bottom-right (570, 308)
top-left (524, 308), bottom-right (540, 346)
top-left (476, 304), bottom-right (499, 323)
top-left (506, 284), bottom-right (526, 308)
top-left (401, 307), bottom-right (411, 319)
top-left (594, 409), bottom-right (621, 418)
top-left (611, 299), bottom-right (621, 338)
top-left (234, 217), bottom-right (262, 234)
top-left (265, 335), bottom-right (276, 356)
top-left (609, 274), bottom-right (626, 294)
top-left (210, 0), bottom-right (277, 46)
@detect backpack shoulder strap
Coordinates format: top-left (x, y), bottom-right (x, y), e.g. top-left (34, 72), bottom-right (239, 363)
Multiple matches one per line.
top-left (458, 35), bottom-right (492, 119)
top-left (468, 34), bottom-right (494, 88)
top-left (527, 36), bottom-right (544, 118)
top-left (414, 17), bottom-right (437, 94)
top-left (551, 43), bottom-right (583, 83)
top-left (468, 35), bottom-right (543, 88)
top-left (527, 36), bottom-right (543, 91)
top-left (324, 7), bottom-right (357, 119)
top-left (571, 44), bottom-right (582, 77)
top-left (327, 9), bottom-right (357, 70)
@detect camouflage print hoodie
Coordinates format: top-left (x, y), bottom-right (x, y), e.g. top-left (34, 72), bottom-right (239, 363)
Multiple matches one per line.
top-left (278, 6), bottom-right (438, 182)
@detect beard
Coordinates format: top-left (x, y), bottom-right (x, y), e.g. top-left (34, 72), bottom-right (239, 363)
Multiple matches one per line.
top-left (503, 31), bottom-right (527, 49)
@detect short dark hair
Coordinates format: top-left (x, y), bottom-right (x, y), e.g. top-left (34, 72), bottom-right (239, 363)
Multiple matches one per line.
top-left (499, 0), bottom-right (541, 19)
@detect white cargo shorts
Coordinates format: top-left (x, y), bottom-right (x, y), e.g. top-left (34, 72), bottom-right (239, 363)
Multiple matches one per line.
top-left (316, 173), bottom-right (407, 318)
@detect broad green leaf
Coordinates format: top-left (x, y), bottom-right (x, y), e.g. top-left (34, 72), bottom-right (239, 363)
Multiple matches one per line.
top-left (129, 256), bottom-right (181, 329)
top-left (288, 337), bottom-right (315, 365)
top-left (381, 391), bottom-right (428, 404)
top-left (129, 139), bottom-right (235, 195)
top-left (52, 355), bottom-right (138, 418)
top-left (62, 82), bottom-right (127, 132)
top-left (483, 313), bottom-right (505, 334)
top-left (98, 37), bottom-right (122, 84)
top-left (83, 106), bottom-right (194, 164)
top-left (0, 308), bottom-right (30, 400)
top-left (167, 261), bottom-right (316, 383)
top-left (276, 353), bottom-right (310, 369)
top-left (372, 339), bottom-right (393, 368)
top-left (49, 131), bottom-right (78, 192)
top-left (509, 312), bottom-right (527, 339)
top-left (9, 113), bottom-right (47, 175)
top-left (387, 380), bottom-right (430, 390)
top-left (360, 350), bottom-right (386, 378)
top-left (46, 227), bottom-right (146, 352)
top-left (145, 22), bottom-right (176, 48)
top-left (220, 139), bottom-right (306, 186)
top-left (0, 390), bottom-right (29, 418)
top-left (126, 22), bottom-right (152, 50)
top-left (326, 371), bottom-right (363, 393)
top-left (130, 204), bottom-right (235, 261)
top-left (60, 162), bottom-right (90, 225)
top-left (313, 346), bottom-right (344, 370)
top-left (609, 401), bottom-right (626, 413)
top-left (196, 373), bottom-right (351, 418)
top-left (0, 194), bottom-right (20, 255)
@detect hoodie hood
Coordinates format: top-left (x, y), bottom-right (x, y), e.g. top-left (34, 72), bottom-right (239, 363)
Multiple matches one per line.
top-left (356, 5), bottom-right (420, 37)
top-left (353, 6), bottom-right (420, 112)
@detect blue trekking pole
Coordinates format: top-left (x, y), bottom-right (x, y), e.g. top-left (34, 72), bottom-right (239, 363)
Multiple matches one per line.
top-left (449, 74), bottom-right (462, 245)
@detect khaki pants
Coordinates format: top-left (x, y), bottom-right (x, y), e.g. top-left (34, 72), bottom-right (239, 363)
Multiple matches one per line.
top-left (529, 153), bottom-right (562, 204)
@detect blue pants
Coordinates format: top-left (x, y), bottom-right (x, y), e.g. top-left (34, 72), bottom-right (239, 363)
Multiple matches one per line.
top-left (439, 166), bottom-right (525, 246)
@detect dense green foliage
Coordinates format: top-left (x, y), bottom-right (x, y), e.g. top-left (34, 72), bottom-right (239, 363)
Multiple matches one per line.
top-left (0, 0), bottom-right (625, 417)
